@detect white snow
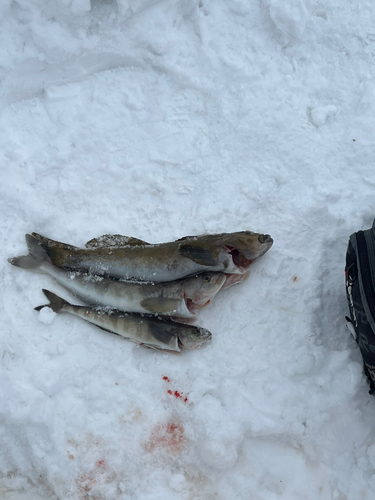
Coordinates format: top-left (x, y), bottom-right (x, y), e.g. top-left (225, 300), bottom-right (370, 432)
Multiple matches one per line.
top-left (1, 0), bottom-right (375, 498)
top-left (37, 307), bottom-right (57, 325)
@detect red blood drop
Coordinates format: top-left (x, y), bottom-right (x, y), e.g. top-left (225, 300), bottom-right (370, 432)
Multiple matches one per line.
top-left (95, 460), bottom-right (106, 474)
top-left (167, 390), bottom-right (172, 395)
top-left (167, 423), bottom-right (178, 433)
top-left (162, 376), bottom-right (170, 382)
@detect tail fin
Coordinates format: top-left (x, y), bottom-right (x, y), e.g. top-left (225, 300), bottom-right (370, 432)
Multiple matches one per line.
top-left (31, 232), bottom-right (77, 267)
top-left (8, 234), bottom-right (50, 270)
top-left (34, 289), bottom-right (70, 313)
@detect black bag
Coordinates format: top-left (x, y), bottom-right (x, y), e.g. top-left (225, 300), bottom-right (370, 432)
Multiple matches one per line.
top-left (345, 220), bottom-right (375, 394)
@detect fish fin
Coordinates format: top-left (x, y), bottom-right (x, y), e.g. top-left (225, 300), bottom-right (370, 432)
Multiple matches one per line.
top-left (148, 321), bottom-right (177, 345)
top-left (142, 343), bottom-right (181, 353)
top-left (34, 289), bottom-right (70, 313)
top-left (176, 235), bottom-right (194, 241)
top-left (95, 320), bottom-right (178, 350)
top-left (85, 234), bottom-right (150, 248)
top-left (140, 297), bottom-right (183, 315)
top-left (8, 234), bottom-right (50, 270)
top-left (32, 233), bottom-right (78, 251)
top-left (31, 233), bottom-right (77, 267)
top-left (178, 244), bottom-right (219, 266)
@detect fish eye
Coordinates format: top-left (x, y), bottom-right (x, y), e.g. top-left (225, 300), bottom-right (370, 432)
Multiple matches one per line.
top-left (202, 274), bottom-right (211, 283)
top-left (194, 328), bottom-right (201, 335)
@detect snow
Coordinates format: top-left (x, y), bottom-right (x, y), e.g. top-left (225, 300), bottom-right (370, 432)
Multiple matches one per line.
top-left (1, 0), bottom-right (375, 498)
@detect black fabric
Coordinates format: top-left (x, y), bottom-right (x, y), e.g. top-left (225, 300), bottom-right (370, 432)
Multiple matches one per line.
top-left (346, 221), bottom-right (375, 394)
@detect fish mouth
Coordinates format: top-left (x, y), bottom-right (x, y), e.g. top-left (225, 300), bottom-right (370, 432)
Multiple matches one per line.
top-left (258, 234), bottom-right (272, 244)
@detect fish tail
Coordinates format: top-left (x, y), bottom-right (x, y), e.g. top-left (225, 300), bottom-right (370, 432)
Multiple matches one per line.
top-left (8, 234), bottom-right (50, 270)
top-left (31, 232), bottom-right (77, 267)
top-left (34, 289), bottom-right (69, 313)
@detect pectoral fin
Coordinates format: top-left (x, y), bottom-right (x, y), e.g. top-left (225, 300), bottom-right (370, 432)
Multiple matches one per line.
top-left (178, 244), bottom-right (219, 266)
top-left (85, 234), bottom-right (149, 248)
top-left (140, 297), bottom-right (182, 315)
top-left (149, 321), bottom-right (177, 345)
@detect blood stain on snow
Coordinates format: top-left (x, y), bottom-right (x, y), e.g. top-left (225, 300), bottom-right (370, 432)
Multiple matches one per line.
top-left (163, 376), bottom-right (188, 402)
top-left (68, 453), bottom-right (75, 460)
top-left (144, 421), bottom-right (185, 454)
top-left (75, 460), bottom-right (107, 495)
top-left (75, 471), bottom-right (98, 493)
top-left (96, 459), bottom-right (106, 473)
top-left (172, 390), bottom-right (188, 402)
top-left (292, 275), bottom-right (298, 282)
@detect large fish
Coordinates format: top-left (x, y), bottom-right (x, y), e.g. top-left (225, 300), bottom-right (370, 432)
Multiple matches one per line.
top-left (8, 235), bottom-right (227, 318)
top-left (30, 230), bottom-right (273, 282)
top-left (35, 290), bottom-right (212, 352)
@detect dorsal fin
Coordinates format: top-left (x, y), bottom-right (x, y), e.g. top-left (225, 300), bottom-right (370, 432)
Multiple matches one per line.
top-left (85, 234), bottom-right (150, 248)
top-left (176, 235), bottom-right (195, 241)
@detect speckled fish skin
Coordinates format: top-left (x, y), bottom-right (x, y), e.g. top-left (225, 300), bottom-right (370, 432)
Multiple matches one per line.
top-left (30, 230), bottom-right (273, 282)
top-left (8, 235), bottom-right (227, 318)
top-left (35, 290), bottom-right (212, 352)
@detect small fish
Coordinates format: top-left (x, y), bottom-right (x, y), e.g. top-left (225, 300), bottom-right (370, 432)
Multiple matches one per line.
top-left (29, 230), bottom-right (273, 282)
top-left (8, 235), bottom-right (226, 318)
top-left (35, 290), bottom-right (212, 352)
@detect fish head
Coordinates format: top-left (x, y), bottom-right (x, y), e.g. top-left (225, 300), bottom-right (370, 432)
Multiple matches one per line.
top-left (177, 325), bottom-right (212, 349)
top-left (221, 231), bottom-right (273, 270)
top-left (185, 272), bottom-right (226, 307)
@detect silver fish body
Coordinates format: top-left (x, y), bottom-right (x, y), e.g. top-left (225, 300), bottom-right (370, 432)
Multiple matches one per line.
top-left (30, 230), bottom-right (273, 282)
top-left (8, 235), bottom-right (226, 318)
top-left (35, 290), bottom-right (212, 352)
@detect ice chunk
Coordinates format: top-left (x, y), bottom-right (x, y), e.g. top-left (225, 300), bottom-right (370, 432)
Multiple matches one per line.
top-left (37, 306), bottom-right (56, 325)
top-left (311, 105), bottom-right (337, 127)
top-left (270, 0), bottom-right (310, 40)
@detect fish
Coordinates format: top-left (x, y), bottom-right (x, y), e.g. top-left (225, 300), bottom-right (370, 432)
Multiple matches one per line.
top-left (8, 234), bottom-right (226, 318)
top-left (35, 289), bottom-right (212, 352)
top-left (29, 230), bottom-right (273, 282)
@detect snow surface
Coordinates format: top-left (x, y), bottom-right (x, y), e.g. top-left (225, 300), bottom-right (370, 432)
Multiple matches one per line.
top-left (1, 0), bottom-right (375, 498)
